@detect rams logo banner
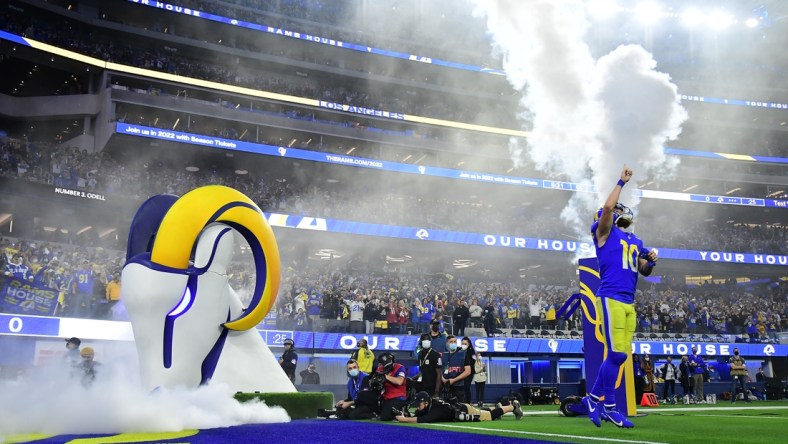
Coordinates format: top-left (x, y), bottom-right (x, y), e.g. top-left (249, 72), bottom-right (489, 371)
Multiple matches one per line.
top-left (0, 278), bottom-right (58, 316)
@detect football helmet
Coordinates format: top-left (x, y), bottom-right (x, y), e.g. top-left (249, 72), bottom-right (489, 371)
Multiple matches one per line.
top-left (595, 203), bottom-right (633, 228)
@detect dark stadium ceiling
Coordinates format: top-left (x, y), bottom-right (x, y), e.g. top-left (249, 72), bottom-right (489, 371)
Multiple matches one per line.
top-left (0, 56), bottom-right (88, 97)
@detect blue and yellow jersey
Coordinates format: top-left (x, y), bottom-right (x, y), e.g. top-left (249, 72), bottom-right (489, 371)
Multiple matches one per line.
top-left (74, 268), bottom-right (94, 293)
top-left (419, 303), bottom-right (435, 322)
top-left (591, 221), bottom-right (645, 304)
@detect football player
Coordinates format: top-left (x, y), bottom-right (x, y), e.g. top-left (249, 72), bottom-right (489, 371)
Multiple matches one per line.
top-left (581, 165), bottom-right (658, 429)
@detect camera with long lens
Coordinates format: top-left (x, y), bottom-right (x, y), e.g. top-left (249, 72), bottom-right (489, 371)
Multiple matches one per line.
top-left (390, 407), bottom-right (410, 417)
top-left (368, 371), bottom-right (387, 392)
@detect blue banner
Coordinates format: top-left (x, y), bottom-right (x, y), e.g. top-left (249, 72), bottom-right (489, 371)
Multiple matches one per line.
top-left (260, 210), bottom-right (788, 266)
top-left (665, 147), bottom-right (788, 165)
top-left (681, 94), bottom-right (788, 111)
top-left (0, 313), bottom-right (783, 358)
top-left (0, 313), bottom-right (61, 336)
top-left (115, 123), bottom-right (788, 210)
top-left (266, 331), bottom-right (786, 358)
top-left (126, 0), bottom-right (507, 77)
top-left (0, 278), bottom-right (59, 317)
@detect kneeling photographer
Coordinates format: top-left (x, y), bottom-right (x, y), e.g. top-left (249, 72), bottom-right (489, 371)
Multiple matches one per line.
top-left (324, 359), bottom-right (373, 420)
top-left (372, 352), bottom-right (408, 421)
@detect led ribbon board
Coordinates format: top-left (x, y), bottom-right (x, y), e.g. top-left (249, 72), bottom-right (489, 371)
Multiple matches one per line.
top-left (2, 314), bottom-right (785, 358)
top-left (116, 123), bottom-right (788, 210)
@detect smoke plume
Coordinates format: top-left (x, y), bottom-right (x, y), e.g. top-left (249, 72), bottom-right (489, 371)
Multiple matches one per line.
top-left (471, 0), bottom-right (687, 240)
top-left (0, 349), bottom-right (289, 437)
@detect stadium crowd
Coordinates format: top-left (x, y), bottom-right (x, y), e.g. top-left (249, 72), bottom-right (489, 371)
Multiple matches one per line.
top-left (1, 0), bottom-right (785, 348)
top-left (1, 234), bottom-right (785, 343)
top-left (1, 136), bottom-right (786, 255)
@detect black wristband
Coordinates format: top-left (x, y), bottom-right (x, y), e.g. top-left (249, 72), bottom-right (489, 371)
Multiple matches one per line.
top-left (617, 179), bottom-right (626, 187)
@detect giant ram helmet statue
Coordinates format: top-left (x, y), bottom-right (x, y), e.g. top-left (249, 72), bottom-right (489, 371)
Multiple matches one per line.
top-left (121, 185), bottom-right (296, 393)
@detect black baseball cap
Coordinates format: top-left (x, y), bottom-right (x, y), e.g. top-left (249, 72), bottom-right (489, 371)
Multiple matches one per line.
top-left (410, 391), bottom-right (431, 406)
top-left (66, 337), bottom-right (81, 346)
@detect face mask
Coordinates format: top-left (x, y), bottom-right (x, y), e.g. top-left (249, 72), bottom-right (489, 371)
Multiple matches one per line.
top-left (431, 325), bottom-right (439, 332)
top-left (461, 344), bottom-right (468, 351)
top-left (348, 369), bottom-right (359, 377)
top-left (734, 351), bottom-right (739, 356)
top-left (448, 343), bottom-right (458, 351)
top-left (421, 340), bottom-right (431, 349)
top-left (309, 368), bottom-right (315, 372)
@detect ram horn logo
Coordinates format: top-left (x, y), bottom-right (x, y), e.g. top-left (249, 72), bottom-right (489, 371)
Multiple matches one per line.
top-left (122, 185), bottom-right (296, 393)
top-left (416, 229), bottom-right (429, 240)
top-left (278, 147), bottom-right (287, 156)
top-left (548, 339), bottom-right (558, 353)
top-left (418, 165), bottom-right (426, 174)
top-left (763, 344), bottom-right (775, 356)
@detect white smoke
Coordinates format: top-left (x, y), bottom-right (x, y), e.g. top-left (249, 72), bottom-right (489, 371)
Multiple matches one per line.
top-left (0, 353), bottom-right (289, 437)
top-left (472, 0), bottom-right (686, 240)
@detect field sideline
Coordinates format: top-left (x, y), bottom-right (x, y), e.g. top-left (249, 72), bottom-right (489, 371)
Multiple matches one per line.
top-left (394, 401), bottom-right (788, 444)
top-left (3, 401), bottom-right (787, 444)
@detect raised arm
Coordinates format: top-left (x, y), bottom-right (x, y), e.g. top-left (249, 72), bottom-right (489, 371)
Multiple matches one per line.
top-left (596, 165), bottom-right (632, 246)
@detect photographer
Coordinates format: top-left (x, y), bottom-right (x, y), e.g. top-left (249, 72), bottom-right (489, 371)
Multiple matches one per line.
top-left (394, 391), bottom-right (522, 423)
top-left (330, 359), bottom-right (373, 419)
top-left (374, 352), bottom-right (408, 421)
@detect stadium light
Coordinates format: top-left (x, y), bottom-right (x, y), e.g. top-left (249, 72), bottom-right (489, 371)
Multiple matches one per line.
top-left (634, 1), bottom-right (663, 24)
top-left (707, 10), bottom-right (735, 29)
top-left (681, 8), bottom-right (704, 28)
top-left (745, 17), bottom-right (759, 28)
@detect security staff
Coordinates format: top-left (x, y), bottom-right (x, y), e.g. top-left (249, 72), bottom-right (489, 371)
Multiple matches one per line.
top-left (415, 333), bottom-right (443, 397)
top-left (279, 338), bottom-right (298, 383)
top-left (441, 335), bottom-right (471, 402)
top-left (728, 348), bottom-right (751, 404)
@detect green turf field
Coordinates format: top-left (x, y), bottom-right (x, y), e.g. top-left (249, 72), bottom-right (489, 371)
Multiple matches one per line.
top-left (392, 401), bottom-right (788, 444)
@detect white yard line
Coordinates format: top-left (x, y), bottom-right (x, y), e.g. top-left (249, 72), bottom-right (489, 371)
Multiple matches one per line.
top-left (429, 423), bottom-right (670, 444)
top-left (638, 405), bottom-right (788, 413)
top-left (522, 405), bottom-right (788, 415)
top-left (689, 414), bottom-right (787, 419)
